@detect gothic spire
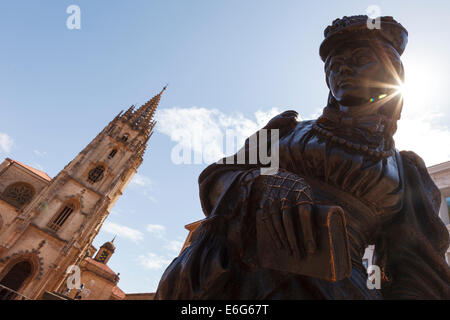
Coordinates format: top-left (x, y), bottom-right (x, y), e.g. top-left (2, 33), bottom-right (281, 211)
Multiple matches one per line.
top-left (128, 86), bottom-right (166, 132)
top-left (122, 105), bottom-right (135, 120)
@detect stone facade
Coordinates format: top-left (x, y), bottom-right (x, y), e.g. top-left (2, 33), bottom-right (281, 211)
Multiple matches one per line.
top-left (428, 160), bottom-right (450, 264)
top-left (0, 88), bottom-right (164, 300)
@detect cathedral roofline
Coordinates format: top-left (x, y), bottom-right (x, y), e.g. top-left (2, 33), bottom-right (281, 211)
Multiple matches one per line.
top-left (5, 158), bottom-right (52, 182)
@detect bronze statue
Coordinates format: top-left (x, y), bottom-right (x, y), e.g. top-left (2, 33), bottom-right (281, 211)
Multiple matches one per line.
top-left (155, 16), bottom-right (450, 299)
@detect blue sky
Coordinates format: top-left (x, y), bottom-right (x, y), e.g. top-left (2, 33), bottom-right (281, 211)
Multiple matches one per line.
top-left (1, 1), bottom-right (450, 293)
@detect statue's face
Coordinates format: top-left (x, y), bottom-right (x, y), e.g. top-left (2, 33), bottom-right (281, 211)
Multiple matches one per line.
top-left (326, 42), bottom-right (401, 106)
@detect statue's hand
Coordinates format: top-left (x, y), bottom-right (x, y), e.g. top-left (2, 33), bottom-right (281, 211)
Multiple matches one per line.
top-left (255, 170), bottom-right (316, 260)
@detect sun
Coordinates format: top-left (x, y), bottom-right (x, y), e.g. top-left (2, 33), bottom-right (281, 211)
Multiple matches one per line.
top-left (395, 57), bottom-right (442, 113)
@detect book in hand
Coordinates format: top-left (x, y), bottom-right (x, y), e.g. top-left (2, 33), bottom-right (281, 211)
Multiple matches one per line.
top-left (256, 204), bottom-right (352, 282)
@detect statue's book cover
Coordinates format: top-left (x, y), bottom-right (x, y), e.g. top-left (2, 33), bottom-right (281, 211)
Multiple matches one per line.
top-left (257, 205), bottom-right (352, 282)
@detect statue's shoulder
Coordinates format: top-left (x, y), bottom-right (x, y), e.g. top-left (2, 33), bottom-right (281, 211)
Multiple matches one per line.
top-left (262, 110), bottom-right (314, 138)
top-left (399, 150), bottom-right (428, 172)
top-left (262, 110), bottom-right (299, 130)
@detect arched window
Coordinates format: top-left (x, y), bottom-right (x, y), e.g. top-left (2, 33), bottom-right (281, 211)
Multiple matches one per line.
top-left (1, 182), bottom-right (35, 209)
top-left (0, 261), bottom-right (33, 300)
top-left (108, 149), bottom-right (117, 159)
top-left (47, 201), bottom-right (76, 232)
top-left (87, 165), bottom-right (105, 184)
top-left (121, 134), bottom-right (129, 142)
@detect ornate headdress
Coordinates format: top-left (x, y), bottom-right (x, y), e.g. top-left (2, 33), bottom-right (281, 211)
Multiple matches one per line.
top-left (319, 15), bottom-right (408, 61)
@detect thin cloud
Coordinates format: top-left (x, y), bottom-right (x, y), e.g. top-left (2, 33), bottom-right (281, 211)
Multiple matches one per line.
top-left (146, 224), bottom-right (166, 239)
top-left (137, 252), bottom-right (173, 270)
top-left (0, 133), bottom-right (13, 154)
top-left (146, 225), bottom-right (184, 253)
top-left (130, 174), bottom-right (157, 202)
top-left (155, 107), bottom-right (282, 163)
top-left (163, 240), bottom-right (184, 254)
top-left (130, 174), bottom-right (153, 187)
top-left (102, 221), bottom-right (144, 244)
top-left (33, 150), bottom-right (47, 158)
top-left (110, 209), bottom-right (121, 217)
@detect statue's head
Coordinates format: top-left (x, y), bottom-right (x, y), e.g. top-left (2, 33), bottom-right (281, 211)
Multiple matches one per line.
top-left (320, 16), bottom-right (408, 108)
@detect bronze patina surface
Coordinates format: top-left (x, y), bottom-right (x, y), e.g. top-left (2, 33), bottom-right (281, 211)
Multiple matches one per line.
top-left (155, 16), bottom-right (450, 299)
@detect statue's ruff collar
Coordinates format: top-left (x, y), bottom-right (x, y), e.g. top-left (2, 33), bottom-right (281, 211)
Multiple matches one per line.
top-left (314, 102), bottom-right (396, 159)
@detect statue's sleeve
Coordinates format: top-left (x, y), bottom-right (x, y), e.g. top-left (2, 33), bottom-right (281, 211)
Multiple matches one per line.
top-left (154, 168), bottom-right (262, 299)
top-left (374, 151), bottom-right (450, 299)
top-left (154, 111), bottom-right (299, 299)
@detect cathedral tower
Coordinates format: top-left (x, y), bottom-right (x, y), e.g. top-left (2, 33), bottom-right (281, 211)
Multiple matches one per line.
top-left (0, 88), bottom-right (165, 299)
top-left (94, 238), bottom-right (116, 264)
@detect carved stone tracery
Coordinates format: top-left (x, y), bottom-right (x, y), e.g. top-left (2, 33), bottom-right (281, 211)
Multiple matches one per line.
top-left (1, 182), bottom-right (35, 209)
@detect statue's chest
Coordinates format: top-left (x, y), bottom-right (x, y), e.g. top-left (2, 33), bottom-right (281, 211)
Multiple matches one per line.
top-left (279, 121), bottom-right (403, 220)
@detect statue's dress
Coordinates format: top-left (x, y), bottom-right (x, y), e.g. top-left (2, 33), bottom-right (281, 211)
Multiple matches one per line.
top-left (155, 110), bottom-right (450, 299)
